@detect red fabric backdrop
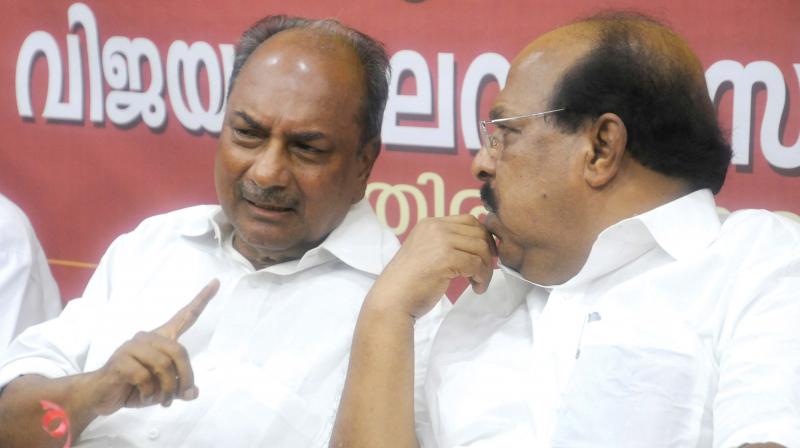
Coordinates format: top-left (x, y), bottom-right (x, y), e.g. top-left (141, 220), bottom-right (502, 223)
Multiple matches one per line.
top-left (1, 0), bottom-right (798, 300)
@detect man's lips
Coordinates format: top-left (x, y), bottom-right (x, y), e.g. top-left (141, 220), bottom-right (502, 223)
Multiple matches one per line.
top-left (244, 199), bottom-right (295, 213)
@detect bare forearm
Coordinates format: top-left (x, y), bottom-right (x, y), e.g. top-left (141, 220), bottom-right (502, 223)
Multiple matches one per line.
top-left (331, 300), bottom-right (418, 448)
top-left (0, 374), bottom-right (100, 447)
top-left (332, 216), bottom-right (495, 447)
top-left (0, 282), bottom-right (218, 447)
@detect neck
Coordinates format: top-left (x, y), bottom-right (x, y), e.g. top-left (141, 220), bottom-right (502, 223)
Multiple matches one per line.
top-left (232, 234), bottom-right (312, 270)
top-left (592, 166), bottom-right (692, 233)
top-left (521, 166), bottom-right (692, 286)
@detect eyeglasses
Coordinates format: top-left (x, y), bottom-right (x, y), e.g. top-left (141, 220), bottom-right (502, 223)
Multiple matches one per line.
top-left (479, 108), bottom-right (566, 152)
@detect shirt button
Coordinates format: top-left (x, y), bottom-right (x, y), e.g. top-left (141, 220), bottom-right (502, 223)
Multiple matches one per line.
top-left (147, 428), bottom-right (160, 440)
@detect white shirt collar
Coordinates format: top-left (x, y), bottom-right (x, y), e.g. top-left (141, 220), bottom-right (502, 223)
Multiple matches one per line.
top-left (563, 188), bottom-right (721, 288)
top-left (636, 188), bottom-right (721, 261)
top-left (298, 199), bottom-right (392, 276)
top-left (176, 199), bottom-right (391, 276)
top-left (501, 189), bottom-right (722, 290)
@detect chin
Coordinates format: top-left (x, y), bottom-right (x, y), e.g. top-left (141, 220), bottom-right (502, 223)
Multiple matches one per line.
top-left (248, 235), bottom-right (300, 253)
top-left (236, 226), bottom-right (296, 250)
top-left (498, 254), bottom-right (522, 273)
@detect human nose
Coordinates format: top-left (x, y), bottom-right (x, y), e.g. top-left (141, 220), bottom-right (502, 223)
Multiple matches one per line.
top-left (247, 140), bottom-right (291, 187)
top-left (471, 144), bottom-right (497, 182)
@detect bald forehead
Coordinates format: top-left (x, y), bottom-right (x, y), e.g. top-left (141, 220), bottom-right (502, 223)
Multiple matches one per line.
top-left (261, 27), bottom-right (354, 55)
top-left (234, 27), bottom-right (364, 92)
top-left (514, 23), bottom-right (596, 73)
top-left (502, 17), bottom-right (706, 111)
top-left (253, 28), bottom-right (357, 66)
top-left (520, 18), bottom-right (704, 80)
top-left (497, 25), bottom-right (595, 112)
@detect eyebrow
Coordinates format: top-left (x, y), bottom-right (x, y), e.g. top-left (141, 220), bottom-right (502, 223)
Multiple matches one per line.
top-left (285, 130), bottom-right (327, 143)
top-left (233, 111), bottom-right (266, 133)
top-left (233, 111), bottom-right (328, 142)
top-left (489, 106), bottom-right (508, 121)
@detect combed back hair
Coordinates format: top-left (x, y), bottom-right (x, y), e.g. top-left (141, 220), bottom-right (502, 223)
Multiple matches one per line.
top-left (229, 15), bottom-right (390, 154)
top-left (548, 12), bottom-right (732, 193)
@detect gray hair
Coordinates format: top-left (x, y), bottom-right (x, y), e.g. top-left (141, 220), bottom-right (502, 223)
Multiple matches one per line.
top-left (229, 15), bottom-right (390, 154)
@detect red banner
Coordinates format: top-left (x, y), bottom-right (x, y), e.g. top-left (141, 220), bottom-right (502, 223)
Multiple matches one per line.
top-left (2, 0), bottom-right (798, 300)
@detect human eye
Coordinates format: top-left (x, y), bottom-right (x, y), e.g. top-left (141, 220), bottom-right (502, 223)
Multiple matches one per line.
top-left (290, 141), bottom-right (328, 162)
top-left (298, 142), bottom-right (324, 153)
top-left (496, 123), bottom-right (520, 134)
top-left (488, 123), bottom-right (508, 146)
top-left (233, 127), bottom-right (260, 140)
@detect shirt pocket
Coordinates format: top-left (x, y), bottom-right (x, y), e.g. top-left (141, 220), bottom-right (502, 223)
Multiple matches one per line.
top-left (551, 319), bottom-right (712, 448)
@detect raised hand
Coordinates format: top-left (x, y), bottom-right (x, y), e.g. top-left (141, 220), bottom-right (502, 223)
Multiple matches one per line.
top-left (89, 279), bottom-right (220, 415)
top-left (331, 216), bottom-right (496, 447)
top-left (370, 215), bottom-right (496, 318)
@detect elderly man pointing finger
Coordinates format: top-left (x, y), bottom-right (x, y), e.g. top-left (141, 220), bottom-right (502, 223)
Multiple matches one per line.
top-left (0, 15), bottom-right (442, 447)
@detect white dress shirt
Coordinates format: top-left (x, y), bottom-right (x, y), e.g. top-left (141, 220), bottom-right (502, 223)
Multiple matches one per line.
top-left (419, 189), bottom-right (800, 448)
top-left (0, 200), bottom-right (443, 447)
top-left (0, 193), bottom-right (61, 347)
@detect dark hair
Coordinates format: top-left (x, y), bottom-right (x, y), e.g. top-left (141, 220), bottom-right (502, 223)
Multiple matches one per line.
top-left (228, 15), bottom-right (390, 154)
top-left (548, 12), bottom-right (732, 193)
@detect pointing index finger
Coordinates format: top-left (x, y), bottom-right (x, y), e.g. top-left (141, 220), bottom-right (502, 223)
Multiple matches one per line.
top-left (156, 279), bottom-right (220, 340)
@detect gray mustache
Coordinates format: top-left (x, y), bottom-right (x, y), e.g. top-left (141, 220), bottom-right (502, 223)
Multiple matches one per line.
top-left (238, 181), bottom-right (300, 209)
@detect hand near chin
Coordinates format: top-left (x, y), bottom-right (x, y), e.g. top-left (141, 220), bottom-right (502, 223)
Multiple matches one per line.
top-left (87, 279), bottom-right (220, 416)
top-left (368, 215), bottom-right (497, 319)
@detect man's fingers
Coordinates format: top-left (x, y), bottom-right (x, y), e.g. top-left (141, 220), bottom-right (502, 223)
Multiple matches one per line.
top-left (442, 215), bottom-right (499, 256)
top-left (125, 332), bottom-right (197, 406)
top-left (468, 268), bottom-right (494, 294)
top-left (168, 344), bottom-right (195, 400)
top-left (455, 248), bottom-right (494, 291)
top-left (116, 355), bottom-right (158, 406)
top-left (127, 334), bottom-right (179, 404)
top-left (419, 215), bottom-right (497, 256)
top-left (156, 279), bottom-right (220, 340)
top-left (439, 214), bottom-right (483, 225)
top-left (445, 233), bottom-right (495, 271)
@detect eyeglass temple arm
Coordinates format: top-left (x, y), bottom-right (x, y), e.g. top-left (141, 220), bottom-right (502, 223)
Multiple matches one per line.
top-left (483, 108), bottom-right (566, 125)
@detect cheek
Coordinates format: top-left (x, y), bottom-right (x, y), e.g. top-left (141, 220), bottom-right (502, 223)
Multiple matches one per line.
top-left (297, 165), bottom-right (361, 222)
top-left (304, 161), bottom-right (360, 197)
top-left (219, 141), bottom-right (256, 175)
top-left (214, 146), bottom-right (248, 201)
top-left (496, 160), bottom-right (535, 208)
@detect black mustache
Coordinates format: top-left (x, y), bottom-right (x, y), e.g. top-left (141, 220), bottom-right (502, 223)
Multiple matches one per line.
top-left (480, 183), bottom-right (498, 214)
top-left (238, 181), bottom-right (300, 209)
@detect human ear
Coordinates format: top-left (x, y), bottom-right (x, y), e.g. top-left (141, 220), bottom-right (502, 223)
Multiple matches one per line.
top-left (351, 137), bottom-right (380, 202)
top-left (584, 112), bottom-right (627, 188)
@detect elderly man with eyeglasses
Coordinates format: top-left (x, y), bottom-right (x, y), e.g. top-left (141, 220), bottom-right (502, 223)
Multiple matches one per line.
top-left (331, 12), bottom-right (800, 448)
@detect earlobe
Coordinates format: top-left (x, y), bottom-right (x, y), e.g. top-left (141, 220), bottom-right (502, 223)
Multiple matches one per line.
top-left (584, 113), bottom-right (627, 188)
